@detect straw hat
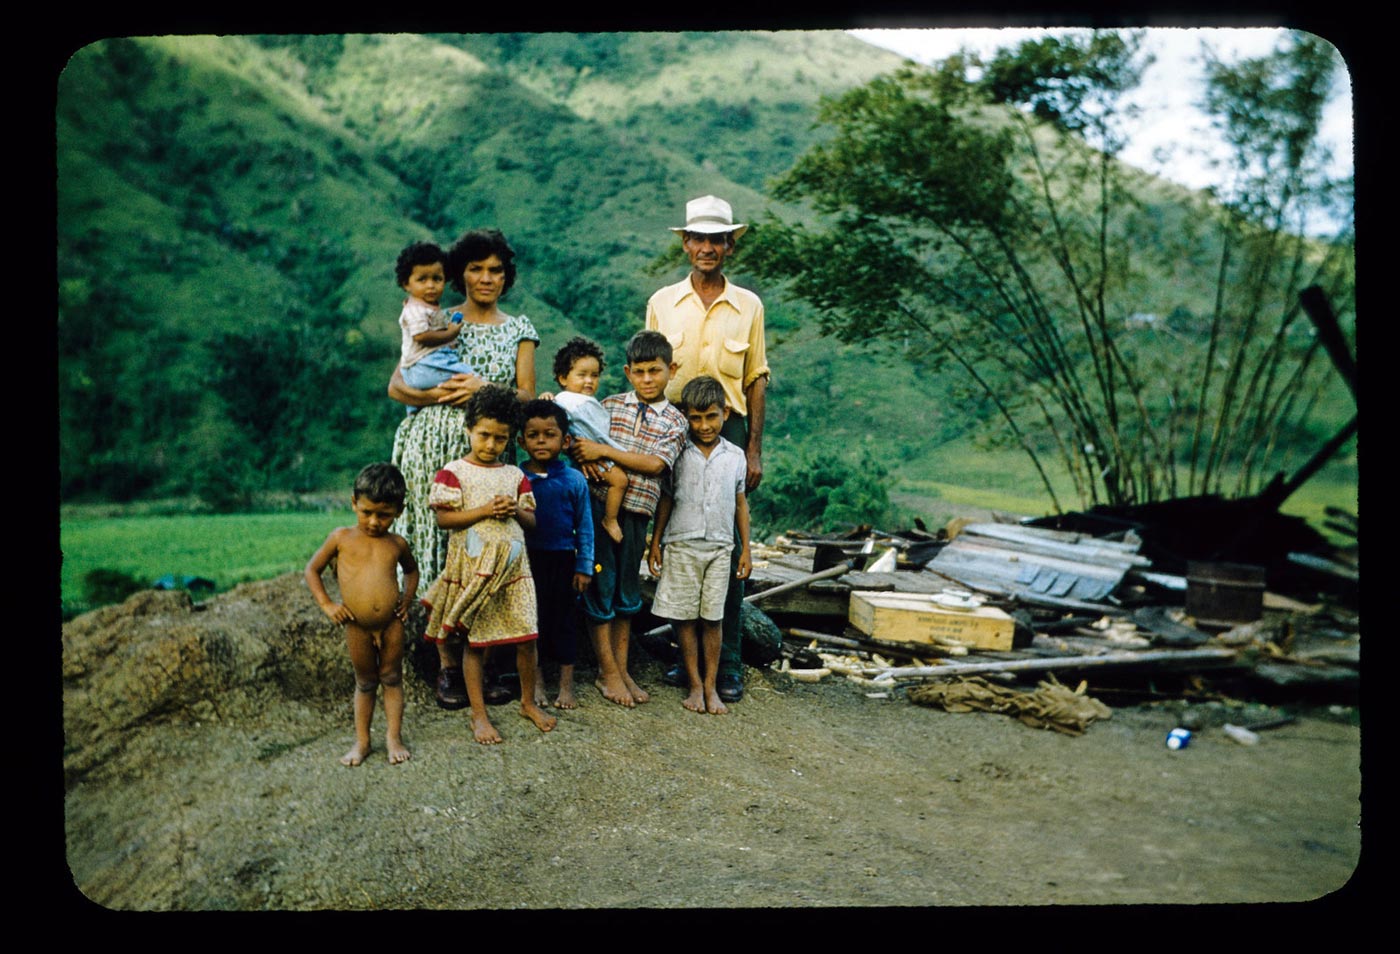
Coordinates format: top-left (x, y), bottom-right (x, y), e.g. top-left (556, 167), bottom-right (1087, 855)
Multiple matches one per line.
top-left (669, 194), bottom-right (747, 240)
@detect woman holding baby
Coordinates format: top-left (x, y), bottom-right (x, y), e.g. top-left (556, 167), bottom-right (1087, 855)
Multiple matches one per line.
top-left (388, 228), bottom-right (538, 709)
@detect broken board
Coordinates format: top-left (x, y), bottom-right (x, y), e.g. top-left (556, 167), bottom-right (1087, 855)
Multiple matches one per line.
top-left (848, 590), bottom-right (1015, 651)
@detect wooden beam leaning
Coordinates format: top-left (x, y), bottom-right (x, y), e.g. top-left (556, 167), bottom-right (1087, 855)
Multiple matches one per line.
top-left (872, 647), bottom-right (1241, 681)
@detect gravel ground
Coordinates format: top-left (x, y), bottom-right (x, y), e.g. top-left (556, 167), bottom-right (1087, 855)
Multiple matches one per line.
top-left (63, 647), bottom-right (1362, 911)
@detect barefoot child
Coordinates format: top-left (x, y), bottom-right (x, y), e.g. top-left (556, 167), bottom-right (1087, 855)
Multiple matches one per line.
top-left (305, 462), bottom-right (419, 765)
top-left (568, 330), bottom-right (689, 708)
top-left (395, 241), bottom-right (476, 401)
top-left (420, 385), bottom-right (557, 744)
top-left (518, 398), bottom-right (594, 710)
top-left (544, 336), bottom-right (630, 545)
top-left (648, 376), bottom-right (752, 715)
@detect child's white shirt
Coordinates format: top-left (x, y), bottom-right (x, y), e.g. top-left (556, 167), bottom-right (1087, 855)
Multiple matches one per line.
top-left (399, 297), bottom-right (454, 368)
top-left (554, 390), bottom-right (621, 449)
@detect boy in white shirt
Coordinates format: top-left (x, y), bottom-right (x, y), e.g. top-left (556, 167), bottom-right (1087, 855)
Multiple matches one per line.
top-left (646, 375), bottom-right (752, 715)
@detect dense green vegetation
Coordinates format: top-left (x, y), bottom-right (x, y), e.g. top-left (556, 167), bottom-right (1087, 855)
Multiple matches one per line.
top-left (744, 32), bottom-right (1355, 509)
top-left (58, 32), bottom-right (930, 509)
top-left (57, 31), bottom-right (1355, 542)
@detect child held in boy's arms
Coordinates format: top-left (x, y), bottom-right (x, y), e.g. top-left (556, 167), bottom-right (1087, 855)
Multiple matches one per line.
top-left (568, 329), bottom-right (689, 708)
top-left (395, 241), bottom-right (476, 399)
top-left (518, 398), bottom-right (594, 709)
top-left (304, 462), bottom-right (420, 765)
top-left (647, 375), bottom-right (752, 715)
top-left (421, 384), bottom-right (557, 744)
top-left (540, 336), bottom-right (629, 546)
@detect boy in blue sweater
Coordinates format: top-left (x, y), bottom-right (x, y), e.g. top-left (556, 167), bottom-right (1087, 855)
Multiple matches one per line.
top-left (519, 398), bottom-right (595, 709)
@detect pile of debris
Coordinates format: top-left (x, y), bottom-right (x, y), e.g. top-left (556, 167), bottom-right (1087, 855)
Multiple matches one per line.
top-left (740, 499), bottom-right (1358, 705)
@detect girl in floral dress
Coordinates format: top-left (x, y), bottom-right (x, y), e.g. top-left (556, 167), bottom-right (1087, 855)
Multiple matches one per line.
top-left (421, 385), bottom-right (556, 744)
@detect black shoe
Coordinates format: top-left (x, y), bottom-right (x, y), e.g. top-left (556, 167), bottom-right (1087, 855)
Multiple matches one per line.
top-left (717, 671), bottom-right (744, 702)
top-left (483, 677), bottom-right (514, 705)
top-left (435, 667), bottom-right (469, 710)
top-left (662, 664), bottom-right (686, 688)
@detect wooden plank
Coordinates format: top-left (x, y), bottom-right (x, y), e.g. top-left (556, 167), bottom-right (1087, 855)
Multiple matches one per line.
top-left (744, 562), bottom-right (855, 605)
top-left (1287, 552), bottom-right (1359, 581)
top-left (785, 627), bottom-right (932, 659)
top-left (744, 585), bottom-right (849, 617)
top-left (874, 647), bottom-right (1241, 681)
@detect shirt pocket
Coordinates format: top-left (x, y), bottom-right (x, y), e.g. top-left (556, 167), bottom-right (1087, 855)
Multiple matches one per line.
top-left (664, 329), bottom-right (685, 353)
top-left (719, 338), bottom-right (750, 380)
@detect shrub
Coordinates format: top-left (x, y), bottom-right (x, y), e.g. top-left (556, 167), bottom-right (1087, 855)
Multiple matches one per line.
top-left (750, 448), bottom-right (904, 537)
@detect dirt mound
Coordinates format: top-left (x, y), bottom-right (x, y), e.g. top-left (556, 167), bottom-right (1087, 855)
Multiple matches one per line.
top-left (62, 573), bottom-right (430, 787)
top-left (61, 574), bottom-right (1361, 909)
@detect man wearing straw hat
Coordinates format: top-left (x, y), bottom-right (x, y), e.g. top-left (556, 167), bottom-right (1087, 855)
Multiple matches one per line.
top-left (647, 194), bottom-right (770, 703)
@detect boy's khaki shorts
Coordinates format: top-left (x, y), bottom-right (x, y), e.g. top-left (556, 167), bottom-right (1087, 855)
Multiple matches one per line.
top-left (651, 540), bottom-right (732, 622)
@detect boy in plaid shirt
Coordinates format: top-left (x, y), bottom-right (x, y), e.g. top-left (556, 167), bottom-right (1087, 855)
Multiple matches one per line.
top-left (569, 330), bottom-right (688, 708)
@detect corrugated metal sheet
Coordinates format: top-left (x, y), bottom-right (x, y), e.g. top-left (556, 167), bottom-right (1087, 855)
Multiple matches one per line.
top-left (928, 523), bottom-right (1148, 608)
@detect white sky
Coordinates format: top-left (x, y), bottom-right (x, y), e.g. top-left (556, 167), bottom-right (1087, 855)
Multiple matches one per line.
top-left (849, 27), bottom-right (1354, 214)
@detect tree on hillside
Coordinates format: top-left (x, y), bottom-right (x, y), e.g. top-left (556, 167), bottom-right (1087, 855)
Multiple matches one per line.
top-left (195, 321), bottom-right (372, 510)
top-left (745, 30), bottom-right (1353, 510)
top-left (59, 277), bottom-right (201, 500)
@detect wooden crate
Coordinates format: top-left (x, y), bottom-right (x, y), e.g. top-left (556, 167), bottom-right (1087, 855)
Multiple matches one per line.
top-left (848, 591), bottom-right (1015, 651)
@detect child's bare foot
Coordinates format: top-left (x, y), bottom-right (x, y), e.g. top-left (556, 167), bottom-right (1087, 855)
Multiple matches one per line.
top-left (340, 740), bottom-right (371, 766)
top-left (602, 517), bottom-right (624, 544)
top-left (705, 690), bottom-right (729, 715)
top-left (595, 674), bottom-right (635, 708)
top-left (553, 685), bottom-right (578, 709)
top-left (682, 687), bottom-right (706, 713)
top-left (532, 674), bottom-right (551, 708)
top-left (521, 702), bottom-right (557, 733)
top-left (623, 673), bottom-right (650, 704)
top-left (386, 736), bottom-right (411, 764)
top-left (602, 512), bottom-right (624, 543)
top-left (470, 710), bottom-right (503, 745)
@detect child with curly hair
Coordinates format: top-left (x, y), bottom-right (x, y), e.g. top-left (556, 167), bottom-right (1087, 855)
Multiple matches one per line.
top-left (542, 336), bottom-right (630, 545)
top-left (394, 241), bottom-right (477, 400)
top-left (420, 385), bottom-right (556, 744)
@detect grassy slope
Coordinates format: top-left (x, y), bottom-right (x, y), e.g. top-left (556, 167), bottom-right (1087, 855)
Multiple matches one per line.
top-left (59, 511), bottom-right (348, 617)
top-left (58, 37), bottom-right (427, 491)
top-left (57, 31), bottom-right (922, 499)
top-left (57, 31), bottom-right (1355, 523)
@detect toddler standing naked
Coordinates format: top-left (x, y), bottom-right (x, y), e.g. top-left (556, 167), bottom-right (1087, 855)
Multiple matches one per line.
top-left (305, 462), bottom-right (419, 766)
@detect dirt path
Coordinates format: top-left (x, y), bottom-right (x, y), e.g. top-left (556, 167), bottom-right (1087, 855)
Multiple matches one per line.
top-left (64, 653), bottom-right (1360, 910)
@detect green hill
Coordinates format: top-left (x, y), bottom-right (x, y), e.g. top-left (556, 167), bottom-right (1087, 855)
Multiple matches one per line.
top-left (58, 32), bottom-right (927, 502)
top-left (56, 31), bottom-right (1354, 518)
